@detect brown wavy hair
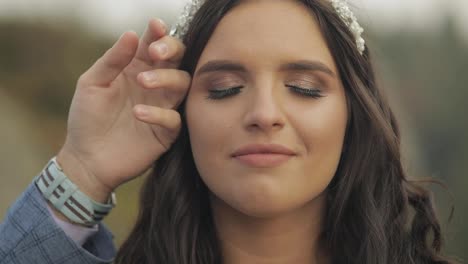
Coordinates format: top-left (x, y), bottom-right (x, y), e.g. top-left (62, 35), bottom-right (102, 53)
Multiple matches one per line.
top-left (115, 0), bottom-right (456, 263)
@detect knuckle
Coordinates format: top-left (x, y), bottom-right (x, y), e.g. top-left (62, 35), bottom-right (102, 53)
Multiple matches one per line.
top-left (180, 71), bottom-right (191, 81)
top-left (157, 69), bottom-right (187, 82)
top-left (77, 73), bottom-right (90, 86)
top-left (149, 106), bottom-right (162, 119)
top-left (159, 109), bottom-right (172, 123)
top-left (171, 70), bottom-right (191, 88)
top-left (168, 111), bottom-right (181, 129)
top-left (153, 69), bottom-right (170, 82)
top-left (163, 36), bottom-right (186, 57)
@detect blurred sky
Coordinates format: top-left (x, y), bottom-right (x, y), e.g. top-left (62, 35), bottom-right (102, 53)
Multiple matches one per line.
top-left (0, 0), bottom-right (467, 39)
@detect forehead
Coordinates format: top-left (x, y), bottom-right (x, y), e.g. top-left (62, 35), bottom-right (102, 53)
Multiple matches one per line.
top-left (195, 0), bottom-right (337, 73)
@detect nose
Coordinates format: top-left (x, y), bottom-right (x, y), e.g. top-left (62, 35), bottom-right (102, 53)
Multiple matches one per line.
top-left (243, 83), bottom-right (286, 133)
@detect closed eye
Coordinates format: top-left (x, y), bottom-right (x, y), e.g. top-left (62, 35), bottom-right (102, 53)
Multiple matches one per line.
top-left (206, 86), bottom-right (243, 100)
top-left (205, 85), bottom-right (324, 100)
top-left (286, 85), bottom-right (324, 99)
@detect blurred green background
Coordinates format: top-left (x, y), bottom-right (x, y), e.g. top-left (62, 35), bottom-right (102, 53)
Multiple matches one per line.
top-left (0, 1), bottom-right (466, 262)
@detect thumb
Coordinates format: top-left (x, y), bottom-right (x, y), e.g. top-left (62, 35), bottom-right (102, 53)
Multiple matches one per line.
top-left (79, 31), bottom-right (139, 87)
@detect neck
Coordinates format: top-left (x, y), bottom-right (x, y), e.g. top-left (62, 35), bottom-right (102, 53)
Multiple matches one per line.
top-left (210, 193), bottom-right (329, 264)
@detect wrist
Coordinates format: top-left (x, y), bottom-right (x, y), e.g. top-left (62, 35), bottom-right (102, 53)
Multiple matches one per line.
top-left (57, 148), bottom-right (112, 203)
top-left (46, 201), bottom-right (89, 227)
top-left (35, 156), bottom-right (116, 227)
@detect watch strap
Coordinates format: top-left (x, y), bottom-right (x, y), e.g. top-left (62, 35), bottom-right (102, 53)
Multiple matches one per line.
top-left (34, 157), bottom-right (116, 226)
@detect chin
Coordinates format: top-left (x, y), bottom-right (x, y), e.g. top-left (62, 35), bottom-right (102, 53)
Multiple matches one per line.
top-left (236, 203), bottom-right (290, 219)
top-left (217, 182), bottom-right (301, 219)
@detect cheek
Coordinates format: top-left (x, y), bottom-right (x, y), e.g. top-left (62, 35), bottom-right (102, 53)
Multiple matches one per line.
top-left (294, 96), bottom-right (348, 179)
top-left (185, 93), bottom-right (234, 180)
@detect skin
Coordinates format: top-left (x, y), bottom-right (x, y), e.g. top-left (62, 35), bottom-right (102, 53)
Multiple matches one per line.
top-left (55, 16), bottom-right (191, 233)
top-left (54, 0), bottom-right (346, 262)
top-left (186, 0), bottom-right (348, 263)
top-left (55, 19), bottom-right (189, 219)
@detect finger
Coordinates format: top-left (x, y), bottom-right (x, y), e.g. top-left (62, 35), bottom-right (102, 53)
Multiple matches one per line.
top-left (80, 31), bottom-right (139, 87)
top-left (135, 18), bottom-right (167, 63)
top-left (148, 36), bottom-right (186, 66)
top-left (137, 69), bottom-right (191, 94)
top-left (133, 105), bottom-right (181, 136)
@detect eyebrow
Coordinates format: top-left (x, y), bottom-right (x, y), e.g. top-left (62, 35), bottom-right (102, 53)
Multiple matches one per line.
top-left (280, 60), bottom-right (335, 77)
top-left (195, 59), bottom-right (336, 77)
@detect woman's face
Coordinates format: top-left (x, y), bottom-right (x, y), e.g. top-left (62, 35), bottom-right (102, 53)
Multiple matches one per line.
top-left (186, 0), bottom-right (348, 217)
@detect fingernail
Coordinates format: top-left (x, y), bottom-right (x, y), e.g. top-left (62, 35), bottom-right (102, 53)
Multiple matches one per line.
top-left (154, 42), bottom-right (168, 57)
top-left (141, 71), bottom-right (157, 83)
top-left (135, 105), bottom-right (148, 117)
top-left (157, 18), bottom-right (167, 32)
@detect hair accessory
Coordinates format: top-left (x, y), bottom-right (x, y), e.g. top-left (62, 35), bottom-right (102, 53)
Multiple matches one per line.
top-left (169, 0), bottom-right (203, 39)
top-left (330, 0), bottom-right (365, 54)
top-left (169, 0), bottom-right (365, 54)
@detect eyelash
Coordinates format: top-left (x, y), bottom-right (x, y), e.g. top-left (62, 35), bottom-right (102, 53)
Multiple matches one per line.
top-left (206, 85), bottom-right (324, 100)
top-left (206, 86), bottom-right (243, 100)
top-left (286, 85), bottom-right (324, 99)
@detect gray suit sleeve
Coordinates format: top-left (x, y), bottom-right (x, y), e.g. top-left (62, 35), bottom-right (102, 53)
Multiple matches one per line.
top-left (0, 180), bottom-right (116, 264)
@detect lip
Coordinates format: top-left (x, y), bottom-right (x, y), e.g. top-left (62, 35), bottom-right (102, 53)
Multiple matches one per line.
top-left (231, 144), bottom-right (296, 167)
top-left (232, 143), bottom-right (296, 157)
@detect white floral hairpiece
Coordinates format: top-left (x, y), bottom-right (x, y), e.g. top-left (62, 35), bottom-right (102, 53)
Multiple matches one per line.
top-left (170, 0), bottom-right (365, 55)
top-left (330, 0), bottom-right (365, 54)
top-left (169, 0), bottom-right (203, 39)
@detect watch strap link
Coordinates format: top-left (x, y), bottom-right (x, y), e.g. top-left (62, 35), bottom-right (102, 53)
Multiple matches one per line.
top-left (34, 157), bottom-right (116, 226)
